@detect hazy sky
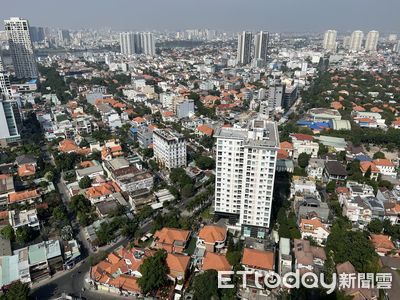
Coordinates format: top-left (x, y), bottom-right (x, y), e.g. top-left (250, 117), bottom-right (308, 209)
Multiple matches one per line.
top-left (1, 0), bottom-right (400, 32)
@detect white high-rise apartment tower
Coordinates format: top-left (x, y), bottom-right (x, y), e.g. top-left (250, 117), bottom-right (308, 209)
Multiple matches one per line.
top-left (120, 32), bottom-right (135, 55)
top-left (237, 31), bottom-right (252, 65)
top-left (349, 30), bottom-right (364, 52)
top-left (141, 33), bottom-right (156, 56)
top-left (214, 119), bottom-right (279, 238)
top-left (4, 17), bottom-right (38, 79)
top-left (254, 31), bottom-right (269, 61)
top-left (323, 30), bottom-right (337, 52)
top-left (365, 30), bottom-right (379, 52)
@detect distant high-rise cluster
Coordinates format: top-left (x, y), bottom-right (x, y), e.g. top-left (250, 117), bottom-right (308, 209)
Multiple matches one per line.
top-left (58, 29), bottom-right (71, 44)
top-left (29, 26), bottom-right (45, 42)
top-left (4, 17), bottom-right (38, 79)
top-left (237, 31), bottom-right (269, 65)
top-left (119, 32), bottom-right (156, 56)
top-left (323, 30), bottom-right (337, 52)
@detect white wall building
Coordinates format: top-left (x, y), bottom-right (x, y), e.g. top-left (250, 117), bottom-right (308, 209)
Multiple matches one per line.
top-left (349, 30), bottom-right (364, 52)
top-left (365, 30), bottom-right (379, 52)
top-left (153, 129), bottom-right (187, 169)
top-left (237, 31), bottom-right (252, 65)
top-left (323, 30), bottom-right (337, 52)
top-left (119, 32), bottom-right (135, 55)
top-left (214, 119), bottom-right (279, 238)
top-left (254, 31), bottom-right (269, 61)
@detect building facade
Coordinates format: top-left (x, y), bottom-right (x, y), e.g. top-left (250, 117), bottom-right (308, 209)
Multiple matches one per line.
top-left (4, 17), bottom-right (38, 79)
top-left (323, 30), bottom-right (337, 52)
top-left (365, 30), bottom-right (379, 52)
top-left (214, 119), bottom-right (279, 238)
top-left (153, 129), bottom-right (187, 169)
top-left (254, 31), bottom-right (269, 61)
top-left (349, 30), bottom-right (364, 52)
top-left (237, 31), bottom-right (252, 65)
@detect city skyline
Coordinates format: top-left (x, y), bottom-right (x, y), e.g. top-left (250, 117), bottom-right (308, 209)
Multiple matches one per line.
top-left (1, 0), bottom-right (400, 32)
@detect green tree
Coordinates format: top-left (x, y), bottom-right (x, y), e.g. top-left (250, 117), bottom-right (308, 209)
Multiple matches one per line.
top-left (181, 184), bottom-right (194, 198)
top-left (195, 156), bottom-right (215, 170)
top-left (170, 168), bottom-right (193, 189)
top-left (78, 176), bottom-right (92, 189)
top-left (16, 226), bottom-right (35, 244)
top-left (326, 220), bottom-right (379, 273)
top-left (318, 143), bottom-right (329, 156)
top-left (364, 166), bottom-right (372, 179)
top-left (373, 151), bottom-right (385, 159)
top-left (326, 181), bottom-right (336, 193)
top-left (138, 250), bottom-right (168, 294)
top-left (367, 219), bottom-right (383, 234)
top-left (3, 281), bottom-right (30, 300)
top-left (0, 225), bottom-right (15, 241)
top-left (192, 270), bottom-right (219, 300)
top-left (69, 194), bottom-right (91, 214)
top-left (298, 152), bottom-right (310, 168)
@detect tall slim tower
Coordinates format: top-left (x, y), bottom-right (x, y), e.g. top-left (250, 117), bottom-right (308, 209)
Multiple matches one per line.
top-left (349, 30), bottom-right (364, 52)
top-left (141, 32), bottom-right (156, 56)
top-left (133, 33), bottom-right (142, 54)
top-left (254, 31), bottom-right (269, 61)
top-left (119, 32), bottom-right (135, 55)
top-left (323, 30), bottom-right (337, 52)
top-left (214, 119), bottom-right (279, 238)
top-left (237, 31), bottom-right (252, 65)
top-left (4, 17), bottom-right (38, 79)
top-left (365, 30), bottom-right (379, 52)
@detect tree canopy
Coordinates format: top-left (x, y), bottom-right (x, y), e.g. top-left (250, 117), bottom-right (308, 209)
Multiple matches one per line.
top-left (138, 250), bottom-right (168, 295)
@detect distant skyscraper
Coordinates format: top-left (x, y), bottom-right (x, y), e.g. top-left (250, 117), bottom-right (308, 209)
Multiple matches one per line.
top-left (141, 32), bottom-right (156, 56)
top-left (395, 41), bottom-right (400, 53)
top-left (4, 17), bottom-right (38, 79)
top-left (58, 29), bottom-right (70, 44)
top-left (343, 36), bottom-right (351, 49)
top-left (237, 31), bottom-right (252, 65)
top-left (365, 30), bottom-right (379, 52)
top-left (29, 26), bottom-right (45, 42)
top-left (323, 30), bottom-right (337, 52)
top-left (133, 33), bottom-right (142, 54)
top-left (119, 32), bottom-right (135, 55)
top-left (349, 30), bottom-right (364, 52)
top-left (254, 31), bottom-right (269, 61)
top-left (214, 119), bottom-right (279, 238)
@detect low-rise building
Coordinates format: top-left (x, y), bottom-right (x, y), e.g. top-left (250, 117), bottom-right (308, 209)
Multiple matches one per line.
top-left (293, 239), bottom-right (326, 275)
top-left (166, 253), bottom-right (190, 281)
top-left (279, 237), bottom-right (292, 276)
top-left (323, 160), bottom-right (348, 181)
top-left (153, 227), bottom-right (191, 253)
top-left (290, 134), bottom-right (319, 159)
top-left (9, 209), bottom-right (40, 230)
top-left (197, 224), bottom-right (227, 253)
top-left (299, 218), bottom-right (330, 245)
